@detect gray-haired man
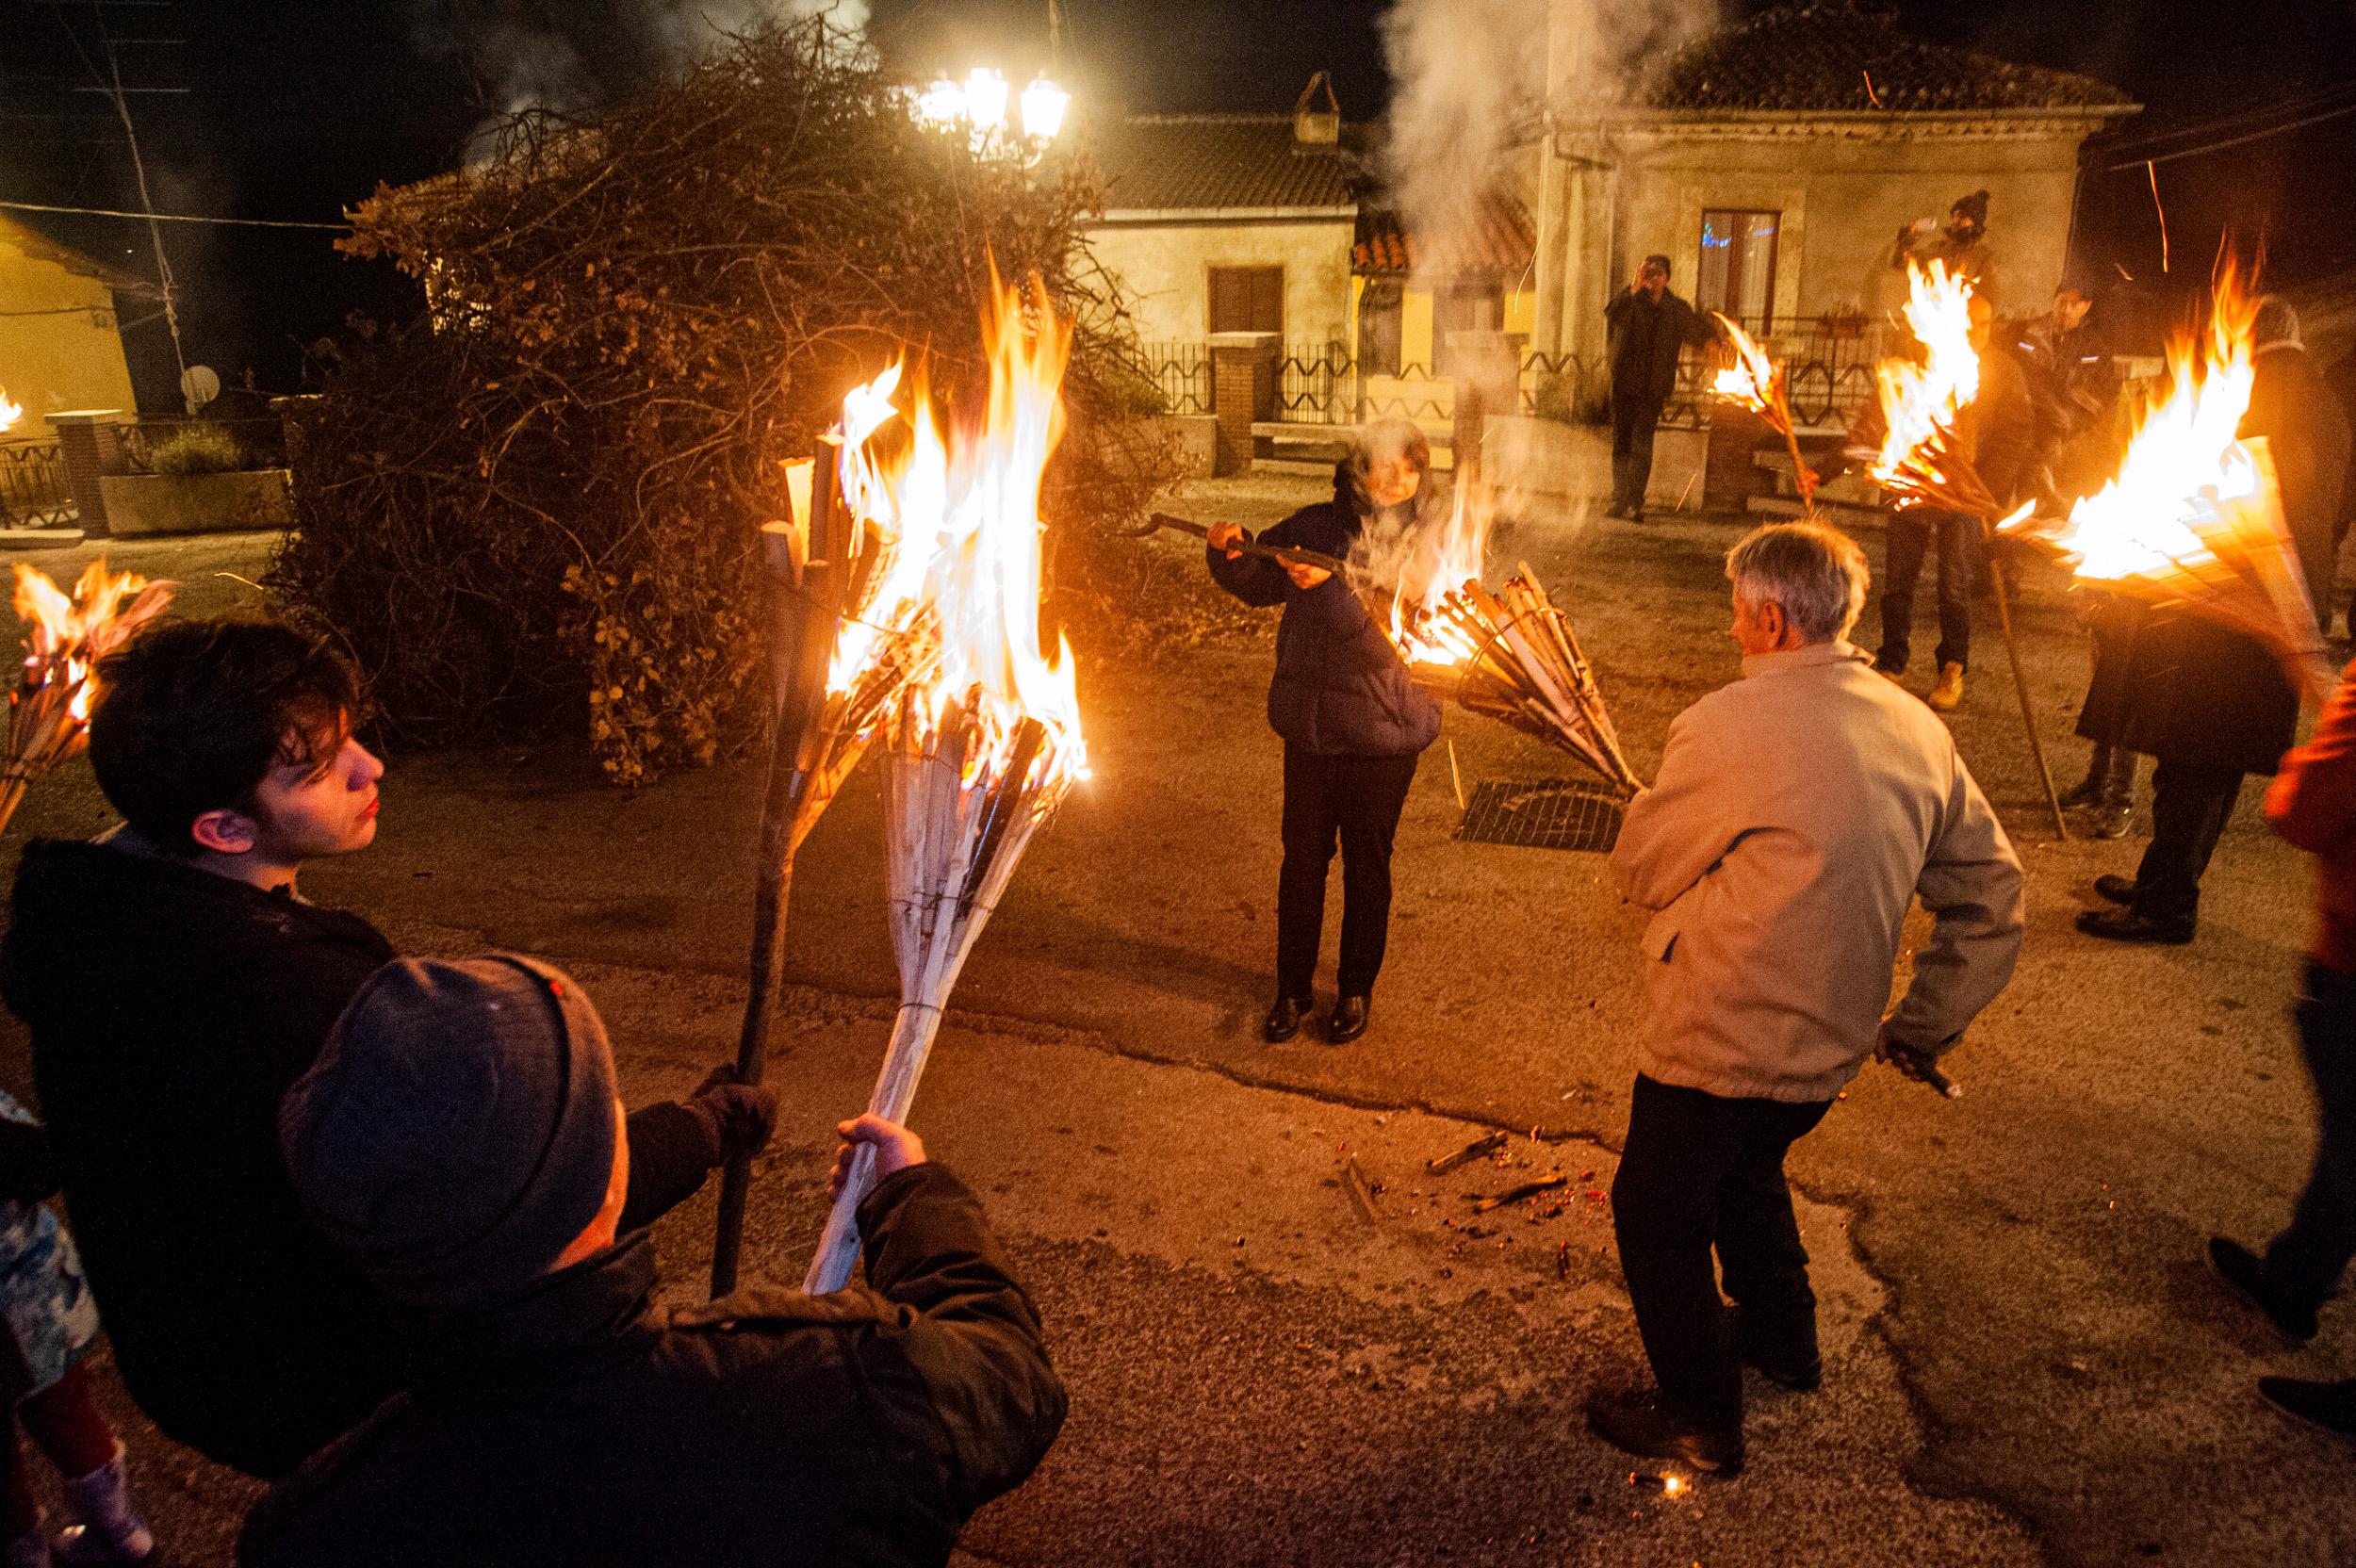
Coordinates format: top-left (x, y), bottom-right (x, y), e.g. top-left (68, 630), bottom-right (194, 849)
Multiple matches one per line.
top-left (1592, 521), bottom-right (2024, 1476)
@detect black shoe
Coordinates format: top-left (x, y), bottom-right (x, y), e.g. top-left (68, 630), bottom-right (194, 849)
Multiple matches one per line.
top-left (2208, 1236), bottom-right (2319, 1342)
top-left (2074, 803), bottom-right (2134, 841)
top-left (1729, 1307), bottom-right (1822, 1392)
top-left (1262, 994), bottom-right (1312, 1044)
top-left (1584, 1387), bottom-right (1744, 1476)
top-left (1325, 995), bottom-right (1370, 1044)
top-left (2258, 1376), bottom-right (2356, 1438)
top-left (2076, 906), bottom-right (2195, 945)
top-left (2058, 750), bottom-right (2111, 810)
top-left (2093, 874), bottom-right (2141, 905)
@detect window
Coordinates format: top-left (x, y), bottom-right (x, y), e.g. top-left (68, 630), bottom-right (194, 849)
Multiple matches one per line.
top-left (1209, 266), bottom-right (1284, 335)
top-left (1432, 281), bottom-right (1503, 377)
top-left (1697, 210), bottom-right (1780, 333)
top-left (1356, 279), bottom-right (1402, 376)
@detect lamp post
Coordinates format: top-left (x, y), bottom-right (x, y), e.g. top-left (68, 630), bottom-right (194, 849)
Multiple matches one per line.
top-left (912, 66), bottom-right (1072, 158)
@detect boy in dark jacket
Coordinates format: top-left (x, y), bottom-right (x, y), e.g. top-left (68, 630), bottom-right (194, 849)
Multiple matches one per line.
top-left (241, 956), bottom-right (1066, 1568)
top-left (1204, 420), bottom-right (1444, 1046)
top-left (0, 621), bottom-right (773, 1478)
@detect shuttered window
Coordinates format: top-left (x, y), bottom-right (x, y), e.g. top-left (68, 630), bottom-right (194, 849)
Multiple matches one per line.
top-left (1209, 266), bottom-right (1284, 335)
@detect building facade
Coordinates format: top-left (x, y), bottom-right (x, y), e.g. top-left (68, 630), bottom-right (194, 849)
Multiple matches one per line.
top-left (0, 215), bottom-right (141, 433)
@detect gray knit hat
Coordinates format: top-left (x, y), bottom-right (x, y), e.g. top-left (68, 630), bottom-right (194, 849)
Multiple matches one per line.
top-left (281, 955), bottom-right (622, 1310)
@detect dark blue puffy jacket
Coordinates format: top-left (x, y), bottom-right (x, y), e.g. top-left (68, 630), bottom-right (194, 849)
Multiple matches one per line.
top-left (1206, 468), bottom-right (1444, 759)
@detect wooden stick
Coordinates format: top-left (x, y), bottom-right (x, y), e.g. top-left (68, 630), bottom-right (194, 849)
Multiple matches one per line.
top-left (1151, 512), bottom-right (1349, 576)
top-left (1985, 547), bottom-right (2070, 841)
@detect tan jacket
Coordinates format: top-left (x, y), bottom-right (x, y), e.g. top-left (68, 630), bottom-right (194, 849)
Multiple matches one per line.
top-left (1610, 641), bottom-right (2024, 1102)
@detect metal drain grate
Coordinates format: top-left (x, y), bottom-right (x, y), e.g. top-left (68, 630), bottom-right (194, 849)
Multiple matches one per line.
top-left (1456, 778), bottom-right (1626, 853)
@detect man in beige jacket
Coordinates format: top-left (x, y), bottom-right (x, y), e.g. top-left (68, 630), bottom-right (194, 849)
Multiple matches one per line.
top-left (1591, 521), bottom-right (2024, 1477)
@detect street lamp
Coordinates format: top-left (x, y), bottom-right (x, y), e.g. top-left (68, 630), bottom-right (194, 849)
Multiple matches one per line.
top-left (911, 68), bottom-right (1072, 157)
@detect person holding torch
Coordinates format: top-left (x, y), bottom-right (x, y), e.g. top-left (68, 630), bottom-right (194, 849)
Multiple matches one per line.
top-left (1203, 420), bottom-right (1444, 1047)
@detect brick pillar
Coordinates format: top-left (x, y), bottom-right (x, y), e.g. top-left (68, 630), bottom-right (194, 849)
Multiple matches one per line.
top-left (46, 411), bottom-right (123, 538)
top-left (1444, 330), bottom-right (1527, 493)
top-left (1209, 332), bottom-right (1279, 477)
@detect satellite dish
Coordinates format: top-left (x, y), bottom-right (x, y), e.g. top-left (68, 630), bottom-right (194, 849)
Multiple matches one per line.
top-left (180, 365), bottom-right (220, 413)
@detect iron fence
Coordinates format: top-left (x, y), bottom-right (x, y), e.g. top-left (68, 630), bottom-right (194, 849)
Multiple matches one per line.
top-left (0, 441), bottom-right (74, 529)
top-left (1138, 342), bottom-right (1211, 417)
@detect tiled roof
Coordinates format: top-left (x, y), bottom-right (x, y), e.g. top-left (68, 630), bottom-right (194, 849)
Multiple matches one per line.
top-left (1086, 116), bottom-right (1363, 213)
top-left (1642, 3), bottom-right (2134, 115)
top-left (1352, 197), bottom-right (1536, 278)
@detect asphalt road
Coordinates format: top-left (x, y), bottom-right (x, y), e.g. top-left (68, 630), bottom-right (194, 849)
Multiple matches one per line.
top-left (0, 489), bottom-right (2347, 1566)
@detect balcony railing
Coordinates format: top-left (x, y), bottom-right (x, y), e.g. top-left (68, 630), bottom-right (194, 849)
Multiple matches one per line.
top-left (0, 441), bottom-right (74, 529)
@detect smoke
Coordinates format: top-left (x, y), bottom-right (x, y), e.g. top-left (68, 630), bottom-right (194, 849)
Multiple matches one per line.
top-left (417, 0), bottom-right (869, 123)
top-left (1377, 0), bottom-right (1720, 282)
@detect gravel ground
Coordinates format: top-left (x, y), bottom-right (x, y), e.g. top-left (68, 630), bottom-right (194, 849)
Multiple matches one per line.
top-left (0, 490), bottom-right (2347, 1565)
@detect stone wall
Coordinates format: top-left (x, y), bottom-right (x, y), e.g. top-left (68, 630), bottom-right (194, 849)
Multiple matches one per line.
top-left (1087, 217), bottom-right (1355, 347)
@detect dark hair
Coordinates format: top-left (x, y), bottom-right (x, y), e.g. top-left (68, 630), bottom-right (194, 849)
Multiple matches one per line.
top-left (88, 620), bottom-right (363, 856)
top-left (1641, 253), bottom-right (1672, 278)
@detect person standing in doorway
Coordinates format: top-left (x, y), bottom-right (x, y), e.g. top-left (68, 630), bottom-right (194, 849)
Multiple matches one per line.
top-left (1203, 420), bottom-right (1444, 1047)
top-left (1605, 255), bottom-right (1705, 522)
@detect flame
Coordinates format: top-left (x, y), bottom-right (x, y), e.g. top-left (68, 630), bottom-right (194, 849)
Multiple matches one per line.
top-left (825, 277), bottom-right (1085, 784)
top-left (11, 561), bottom-right (161, 734)
top-left (0, 388), bottom-right (20, 435)
top-left (1383, 486), bottom-right (1491, 669)
top-left (1870, 261), bottom-right (1980, 494)
top-left (1709, 313), bottom-right (1782, 421)
top-left (2030, 274), bottom-right (2261, 581)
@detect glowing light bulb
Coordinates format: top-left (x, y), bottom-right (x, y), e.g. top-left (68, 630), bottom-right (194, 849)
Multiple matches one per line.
top-left (963, 67), bottom-right (1009, 134)
top-left (1021, 74), bottom-right (1071, 140)
top-left (915, 77), bottom-right (963, 129)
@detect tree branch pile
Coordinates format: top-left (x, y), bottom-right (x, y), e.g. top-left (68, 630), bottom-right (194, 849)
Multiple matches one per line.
top-left (270, 21), bottom-right (1171, 783)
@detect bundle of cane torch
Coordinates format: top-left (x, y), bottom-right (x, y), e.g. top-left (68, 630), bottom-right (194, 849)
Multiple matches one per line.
top-left (0, 563), bottom-right (173, 840)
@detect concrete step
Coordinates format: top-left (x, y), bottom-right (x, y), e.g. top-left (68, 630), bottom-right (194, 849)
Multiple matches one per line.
top-left (0, 528), bottom-right (85, 550)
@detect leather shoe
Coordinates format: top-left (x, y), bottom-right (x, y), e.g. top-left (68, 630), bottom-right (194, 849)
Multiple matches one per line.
top-left (1325, 995), bottom-right (1370, 1044)
top-left (1730, 1306), bottom-right (1822, 1392)
top-left (2076, 906), bottom-right (2194, 944)
top-left (1262, 994), bottom-right (1312, 1044)
top-left (2093, 874), bottom-right (2141, 906)
top-left (1925, 661), bottom-right (1965, 712)
top-left (1584, 1386), bottom-right (1743, 1476)
top-left (2075, 803), bottom-right (2135, 841)
top-left (2259, 1376), bottom-right (2356, 1438)
top-left (2208, 1236), bottom-right (2318, 1341)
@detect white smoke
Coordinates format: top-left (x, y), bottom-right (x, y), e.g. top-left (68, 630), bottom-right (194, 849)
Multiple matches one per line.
top-left (423, 0), bottom-right (869, 122)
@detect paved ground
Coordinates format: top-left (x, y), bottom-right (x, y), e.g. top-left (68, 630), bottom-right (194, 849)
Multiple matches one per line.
top-left (0, 493), bottom-right (2348, 1566)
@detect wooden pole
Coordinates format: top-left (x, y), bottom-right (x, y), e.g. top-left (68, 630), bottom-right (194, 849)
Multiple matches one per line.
top-left (710, 442), bottom-right (843, 1298)
top-left (1985, 547), bottom-right (2070, 841)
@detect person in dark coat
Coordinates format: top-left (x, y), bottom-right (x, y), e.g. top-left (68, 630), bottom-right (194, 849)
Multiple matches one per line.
top-left (0, 621), bottom-right (774, 1478)
top-left (1604, 255), bottom-right (1708, 521)
top-left (239, 956), bottom-right (1066, 1568)
top-left (1891, 188), bottom-right (2001, 309)
top-left (2080, 297), bottom-right (2352, 943)
top-left (1204, 419), bottom-right (1444, 1046)
top-left (1873, 290), bottom-right (2036, 712)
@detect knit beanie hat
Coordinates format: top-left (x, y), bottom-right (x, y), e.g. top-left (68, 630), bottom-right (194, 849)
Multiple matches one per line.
top-left (2253, 295), bottom-right (2302, 351)
top-left (1952, 189), bottom-right (1990, 228)
top-left (281, 955), bottom-right (622, 1310)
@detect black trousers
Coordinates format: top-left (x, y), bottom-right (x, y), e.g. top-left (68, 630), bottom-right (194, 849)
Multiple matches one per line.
top-left (1277, 745), bottom-right (1418, 999)
top-left (1612, 1073), bottom-right (1833, 1420)
top-left (1610, 394), bottom-right (1664, 514)
top-left (2265, 961), bottom-right (2356, 1308)
top-left (2131, 759), bottom-right (2245, 922)
top-left (1875, 509), bottom-right (1978, 674)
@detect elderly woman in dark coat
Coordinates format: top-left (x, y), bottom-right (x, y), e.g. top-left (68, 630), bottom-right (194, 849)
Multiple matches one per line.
top-left (1203, 419), bottom-right (1444, 1045)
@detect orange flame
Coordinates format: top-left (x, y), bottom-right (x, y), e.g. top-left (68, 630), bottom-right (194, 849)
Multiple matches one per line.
top-left (0, 388), bottom-right (20, 435)
top-left (825, 278), bottom-right (1085, 785)
top-left (9, 561), bottom-right (172, 752)
top-left (1870, 261), bottom-right (1980, 495)
top-left (1709, 314), bottom-right (1783, 424)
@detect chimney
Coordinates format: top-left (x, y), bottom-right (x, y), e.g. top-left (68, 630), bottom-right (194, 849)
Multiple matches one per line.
top-left (1293, 70), bottom-right (1340, 146)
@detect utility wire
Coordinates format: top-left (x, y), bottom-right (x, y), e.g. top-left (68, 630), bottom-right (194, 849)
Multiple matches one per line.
top-left (0, 197), bottom-right (346, 229)
top-left (2097, 79), bottom-right (2356, 156)
top-left (2102, 96), bottom-right (2356, 171)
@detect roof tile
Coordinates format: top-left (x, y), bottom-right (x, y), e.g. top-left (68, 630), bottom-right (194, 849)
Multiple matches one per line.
top-left (1085, 116), bottom-right (1362, 213)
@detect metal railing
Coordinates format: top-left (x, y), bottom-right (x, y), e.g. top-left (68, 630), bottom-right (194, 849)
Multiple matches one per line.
top-left (1138, 342), bottom-right (1211, 417)
top-left (0, 441), bottom-right (74, 529)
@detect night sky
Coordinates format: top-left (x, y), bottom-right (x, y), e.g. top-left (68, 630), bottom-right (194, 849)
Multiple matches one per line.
top-left (3, 0), bottom-right (2350, 407)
